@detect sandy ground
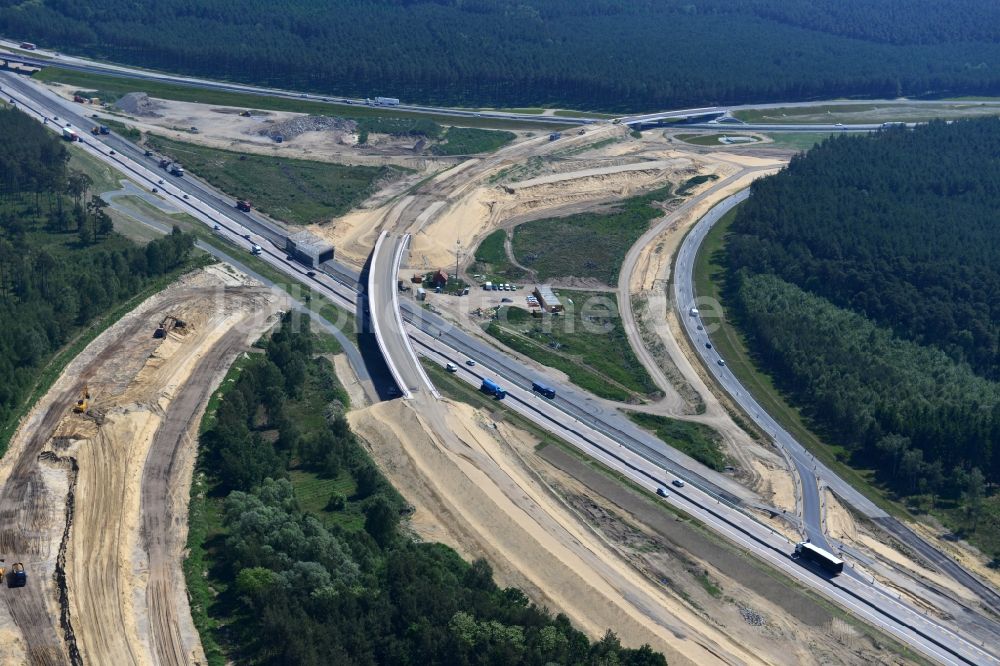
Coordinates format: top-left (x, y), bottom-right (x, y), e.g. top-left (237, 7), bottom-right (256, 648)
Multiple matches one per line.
top-left (350, 398), bottom-right (760, 666)
top-left (332, 353), bottom-right (369, 409)
top-left (825, 491), bottom-right (979, 607)
top-left (0, 265), bottom-right (281, 666)
top-left (350, 395), bottom-right (903, 665)
top-left (47, 82), bottom-right (449, 172)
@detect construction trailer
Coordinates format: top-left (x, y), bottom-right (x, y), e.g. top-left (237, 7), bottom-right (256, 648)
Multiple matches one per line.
top-left (532, 285), bottom-right (563, 313)
top-left (285, 229), bottom-right (334, 267)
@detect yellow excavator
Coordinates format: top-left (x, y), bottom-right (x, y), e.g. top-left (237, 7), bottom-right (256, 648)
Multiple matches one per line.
top-left (73, 384), bottom-right (90, 414)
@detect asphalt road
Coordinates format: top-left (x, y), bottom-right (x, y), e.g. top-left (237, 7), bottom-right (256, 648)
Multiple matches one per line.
top-left (6, 69), bottom-right (998, 664)
top-left (408, 326), bottom-right (998, 666)
top-left (367, 231), bottom-right (437, 399)
top-left (673, 190), bottom-right (1000, 616)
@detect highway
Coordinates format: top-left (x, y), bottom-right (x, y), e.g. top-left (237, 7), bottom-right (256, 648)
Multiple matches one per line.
top-left (5, 39), bottom-right (1000, 132)
top-left (4, 68), bottom-right (999, 665)
top-left (674, 190), bottom-right (1000, 613)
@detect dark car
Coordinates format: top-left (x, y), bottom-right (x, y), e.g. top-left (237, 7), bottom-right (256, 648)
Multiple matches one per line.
top-left (705, 342), bottom-right (712, 349)
top-left (656, 488), bottom-right (668, 498)
top-left (109, 150), bottom-right (116, 155)
top-left (306, 270), bottom-right (316, 277)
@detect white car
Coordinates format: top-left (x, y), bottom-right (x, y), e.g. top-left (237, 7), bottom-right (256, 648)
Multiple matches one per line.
top-left (446, 363), bottom-right (458, 373)
top-left (717, 359), bottom-right (726, 367)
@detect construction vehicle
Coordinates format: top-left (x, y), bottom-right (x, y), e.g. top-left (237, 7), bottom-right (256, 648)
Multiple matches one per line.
top-left (236, 199), bottom-right (252, 212)
top-left (73, 385), bottom-right (90, 413)
top-left (91, 126), bottom-right (100, 135)
top-left (9, 563), bottom-right (26, 588)
top-left (153, 315), bottom-right (185, 339)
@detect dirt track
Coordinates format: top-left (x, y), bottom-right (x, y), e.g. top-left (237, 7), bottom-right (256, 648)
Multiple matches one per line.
top-left (0, 265), bottom-right (280, 665)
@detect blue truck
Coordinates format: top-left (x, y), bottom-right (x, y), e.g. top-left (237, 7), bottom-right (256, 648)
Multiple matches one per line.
top-left (481, 378), bottom-right (506, 399)
top-left (531, 381), bottom-right (556, 399)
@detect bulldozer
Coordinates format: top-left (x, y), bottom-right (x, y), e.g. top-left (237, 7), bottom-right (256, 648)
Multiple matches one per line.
top-left (73, 384), bottom-right (90, 414)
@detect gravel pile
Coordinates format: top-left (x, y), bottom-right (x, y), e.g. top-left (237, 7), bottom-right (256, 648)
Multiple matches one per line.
top-left (113, 92), bottom-right (164, 117)
top-left (738, 605), bottom-right (767, 626)
top-left (257, 115), bottom-right (357, 141)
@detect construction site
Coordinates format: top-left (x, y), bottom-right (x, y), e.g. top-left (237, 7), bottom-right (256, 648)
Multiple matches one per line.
top-left (1, 73), bottom-right (996, 666)
top-left (0, 265), bottom-right (281, 665)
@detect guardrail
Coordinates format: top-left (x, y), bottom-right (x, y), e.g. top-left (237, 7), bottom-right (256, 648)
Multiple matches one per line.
top-left (368, 230), bottom-right (413, 399)
top-left (392, 234), bottom-right (439, 399)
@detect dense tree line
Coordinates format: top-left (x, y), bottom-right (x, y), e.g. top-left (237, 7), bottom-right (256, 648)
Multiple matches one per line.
top-left (4, 1), bottom-right (1000, 110)
top-left (196, 314), bottom-right (666, 665)
top-left (727, 119), bottom-right (1000, 381)
top-left (732, 275), bottom-right (997, 508)
top-left (722, 119), bottom-right (1000, 544)
top-left (0, 107), bottom-right (194, 441)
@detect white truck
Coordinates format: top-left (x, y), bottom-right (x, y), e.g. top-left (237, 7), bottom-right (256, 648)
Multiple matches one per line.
top-left (375, 96), bottom-right (400, 106)
top-left (251, 244), bottom-right (262, 255)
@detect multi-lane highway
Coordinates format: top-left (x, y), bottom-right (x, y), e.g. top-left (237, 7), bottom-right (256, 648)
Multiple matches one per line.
top-left (6, 39), bottom-right (1000, 133)
top-left (4, 67), bottom-right (1000, 665)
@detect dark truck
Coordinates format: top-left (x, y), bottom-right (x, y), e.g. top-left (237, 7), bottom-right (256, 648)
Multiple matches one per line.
top-left (531, 381), bottom-right (556, 399)
top-left (793, 541), bottom-right (844, 575)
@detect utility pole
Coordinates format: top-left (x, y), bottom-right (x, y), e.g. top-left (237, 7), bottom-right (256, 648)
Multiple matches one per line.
top-left (454, 239), bottom-right (463, 282)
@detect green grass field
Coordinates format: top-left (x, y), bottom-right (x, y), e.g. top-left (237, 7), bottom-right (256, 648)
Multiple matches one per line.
top-left (734, 102), bottom-right (1000, 125)
top-left (761, 133), bottom-right (835, 151)
top-left (675, 133), bottom-right (761, 147)
top-left (510, 184), bottom-right (673, 286)
top-left (34, 67), bottom-right (572, 132)
top-left (145, 135), bottom-right (407, 225)
top-left (431, 127), bottom-right (516, 155)
top-left (486, 294), bottom-right (659, 403)
top-left (471, 229), bottom-right (527, 283)
top-left (627, 412), bottom-right (728, 471)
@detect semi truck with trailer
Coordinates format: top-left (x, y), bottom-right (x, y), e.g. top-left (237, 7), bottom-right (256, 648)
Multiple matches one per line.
top-left (375, 96), bottom-right (400, 106)
top-left (481, 378), bottom-right (507, 399)
top-left (793, 541), bottom-right (843, 575)
top-left (61, 126), bottom-right (78, 141)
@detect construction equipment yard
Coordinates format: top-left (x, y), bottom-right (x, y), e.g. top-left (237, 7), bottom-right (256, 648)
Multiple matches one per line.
top-left (0, 265), bottom-right (281, 665)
